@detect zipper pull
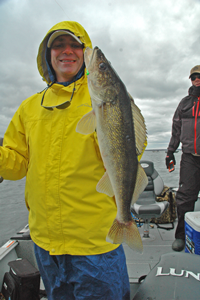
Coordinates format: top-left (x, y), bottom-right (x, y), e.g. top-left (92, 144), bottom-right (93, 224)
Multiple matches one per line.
top-left (193, 102), bottom-right (196, 116)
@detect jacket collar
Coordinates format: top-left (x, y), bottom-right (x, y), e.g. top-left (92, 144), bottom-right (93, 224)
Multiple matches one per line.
top-left (188, 85), bottom-right (200, 97)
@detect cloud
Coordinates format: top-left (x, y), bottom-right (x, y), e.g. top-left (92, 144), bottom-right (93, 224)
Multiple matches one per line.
top-left (0, 0), bottom-right (200, 149)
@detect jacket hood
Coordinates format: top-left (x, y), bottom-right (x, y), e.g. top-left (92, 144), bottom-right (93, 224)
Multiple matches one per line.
top-left (37, 21), bottom-right (92, 84)
top-left (188, 85), bottom-right (200, 97)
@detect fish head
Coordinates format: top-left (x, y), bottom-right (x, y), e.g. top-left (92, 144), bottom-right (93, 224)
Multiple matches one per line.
top-left (84, 47), bottom-right (122, 106)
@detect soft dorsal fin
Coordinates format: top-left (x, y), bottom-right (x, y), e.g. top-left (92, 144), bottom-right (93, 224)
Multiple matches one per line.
top-left (132, 163), bottom-right (148, 204)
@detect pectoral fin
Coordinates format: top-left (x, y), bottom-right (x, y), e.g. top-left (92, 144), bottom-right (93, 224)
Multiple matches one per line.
top-left (96, 172), bottom-right (114, 197)
top-left (132, 163), bottom-right (148, 204)
top-left (76, 110), bottom-right (96, 135)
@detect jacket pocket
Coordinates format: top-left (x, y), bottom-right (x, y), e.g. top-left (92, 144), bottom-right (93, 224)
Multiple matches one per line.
top-left (180, 118), bottom-right (195, 151)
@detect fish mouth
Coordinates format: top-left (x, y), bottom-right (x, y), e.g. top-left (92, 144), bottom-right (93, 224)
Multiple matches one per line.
top-left (84, 46), bottom-right (99, 69)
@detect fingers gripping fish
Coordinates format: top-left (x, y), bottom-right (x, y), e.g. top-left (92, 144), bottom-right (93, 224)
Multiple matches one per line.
top-left (76, 47), bottom-right (148, 253)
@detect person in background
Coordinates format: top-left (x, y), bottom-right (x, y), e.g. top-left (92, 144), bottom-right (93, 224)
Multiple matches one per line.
top-left (0, 21), bottom-right (147, 300)
top-left (166, 65), bottom-right (200, 252)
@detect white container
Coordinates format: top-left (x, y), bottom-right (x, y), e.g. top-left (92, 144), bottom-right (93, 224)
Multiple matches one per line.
top-left (185, 212), bottom-right (200, 255)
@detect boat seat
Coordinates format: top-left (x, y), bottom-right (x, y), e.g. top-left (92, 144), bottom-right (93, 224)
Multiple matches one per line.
top-left (131, 160), bottom-right (169, 240)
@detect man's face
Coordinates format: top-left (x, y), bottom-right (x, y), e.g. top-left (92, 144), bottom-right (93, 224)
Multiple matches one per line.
top-left (190, 73), bottom-right (200, 87)
top-left (50, 35), bottom-right (84, 82)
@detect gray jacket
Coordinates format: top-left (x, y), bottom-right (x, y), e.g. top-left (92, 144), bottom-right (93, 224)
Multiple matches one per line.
top-left (168, 85), bottom-right (200, 155)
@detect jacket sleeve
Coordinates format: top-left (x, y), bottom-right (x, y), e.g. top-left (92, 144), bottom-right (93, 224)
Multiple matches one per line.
top-left (0, 106), bottom-right (28, 180)
top-left (138, 138), bottom-right (147, 161)
top-left (167, 103), bottom-right (182, 153)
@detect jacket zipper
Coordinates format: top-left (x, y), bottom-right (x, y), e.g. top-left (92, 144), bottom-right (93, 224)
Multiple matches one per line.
top-left (192, 102), bottom-right (195, 116)
top-left (194, 98), bottom-right (200, 154)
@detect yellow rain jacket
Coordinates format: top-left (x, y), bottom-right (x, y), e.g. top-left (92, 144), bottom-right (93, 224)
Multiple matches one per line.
top-left (0, 21), bottom-right (147, 255)
top-left (0, 21), bottom-right (120, 255)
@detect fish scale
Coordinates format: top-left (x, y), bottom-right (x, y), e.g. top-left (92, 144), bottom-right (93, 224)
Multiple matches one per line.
top-left (98, 107), bottom-right (136, 210)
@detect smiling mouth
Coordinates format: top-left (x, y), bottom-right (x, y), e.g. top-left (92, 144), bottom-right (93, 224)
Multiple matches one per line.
top-left (60, 59), bottom-right (75, 63)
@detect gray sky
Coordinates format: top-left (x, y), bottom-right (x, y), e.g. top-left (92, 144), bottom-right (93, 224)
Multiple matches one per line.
top-left (0, 0), bottom-right (200, 149)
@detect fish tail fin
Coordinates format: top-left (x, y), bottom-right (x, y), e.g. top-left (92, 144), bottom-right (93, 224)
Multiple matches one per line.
top-left (106, 218), bottom-right (143, 253)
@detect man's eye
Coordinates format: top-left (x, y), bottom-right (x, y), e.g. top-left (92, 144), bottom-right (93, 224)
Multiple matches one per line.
top-left (71, 44), bottom-right (82, 49)
top-left (52, 43), bottom-right (63, 48)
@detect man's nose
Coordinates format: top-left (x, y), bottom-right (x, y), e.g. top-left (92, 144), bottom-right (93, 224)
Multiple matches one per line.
top-left (62, 45), bottom-right (73, 55)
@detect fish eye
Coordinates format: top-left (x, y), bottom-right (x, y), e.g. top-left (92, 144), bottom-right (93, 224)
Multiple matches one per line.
top-left (99, 63), bottom-right (107, 71)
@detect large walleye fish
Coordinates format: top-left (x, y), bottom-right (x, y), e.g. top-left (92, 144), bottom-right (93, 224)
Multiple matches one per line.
top-left (76, 47), bottom-right (148, 252)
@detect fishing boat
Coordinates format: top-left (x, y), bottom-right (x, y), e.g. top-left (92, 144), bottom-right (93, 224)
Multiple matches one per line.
top-left (0, 161), bottom-right (200, 300)
top-left (1, 217), bottom-right (200, 300)
top-left (0, 225), bottom-right (47, 300)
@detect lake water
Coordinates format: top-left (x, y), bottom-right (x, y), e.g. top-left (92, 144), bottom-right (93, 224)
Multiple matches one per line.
top-left (0, 150), bottom-right (182, 247)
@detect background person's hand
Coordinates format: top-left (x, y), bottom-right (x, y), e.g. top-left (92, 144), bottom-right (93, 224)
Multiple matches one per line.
top-left (165, 151), bottom-right (176, 169)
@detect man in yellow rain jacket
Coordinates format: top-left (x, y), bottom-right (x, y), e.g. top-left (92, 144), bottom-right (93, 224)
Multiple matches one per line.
top-left (0, 21), bottom-right (147, 299)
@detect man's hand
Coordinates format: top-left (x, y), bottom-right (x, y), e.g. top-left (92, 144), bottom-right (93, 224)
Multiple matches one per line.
top-left (165, 151), bottom-right (176, 169)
